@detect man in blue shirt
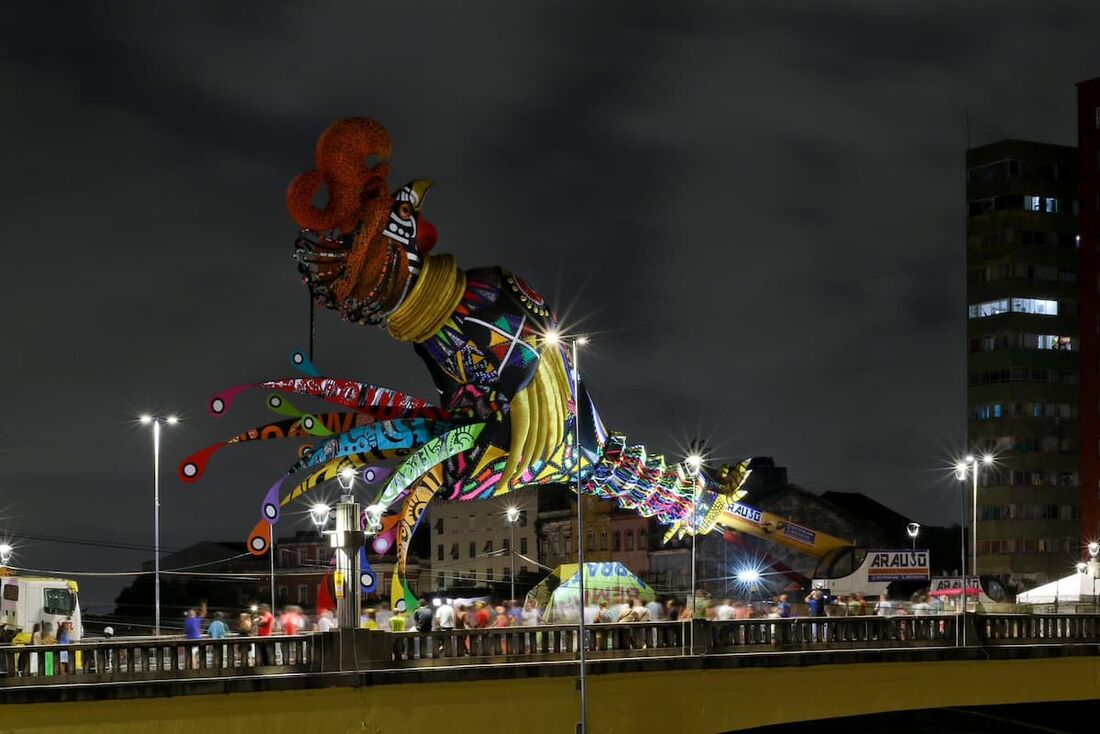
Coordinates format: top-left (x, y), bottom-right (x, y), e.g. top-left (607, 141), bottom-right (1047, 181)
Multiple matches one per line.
top-left (184, 608), bottom-right (203, 639)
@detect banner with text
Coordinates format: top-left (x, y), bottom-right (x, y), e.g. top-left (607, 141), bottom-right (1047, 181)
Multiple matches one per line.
top-left (866, 550), bottom-right (930, 582)
top-left (930, 576), bottom-right (982, 591)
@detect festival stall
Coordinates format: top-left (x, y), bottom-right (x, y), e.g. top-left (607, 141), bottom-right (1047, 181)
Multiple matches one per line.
top-left (528, 562), bottom-right (655, 622)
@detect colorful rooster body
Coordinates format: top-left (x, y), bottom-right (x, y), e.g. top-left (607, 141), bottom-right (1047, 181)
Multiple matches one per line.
top-left (181, 118), bottom-right (754, 597)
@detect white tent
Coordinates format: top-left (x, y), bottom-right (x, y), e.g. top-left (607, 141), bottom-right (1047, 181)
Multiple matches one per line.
top-left (1016, 572), bottom-right (1100, 604)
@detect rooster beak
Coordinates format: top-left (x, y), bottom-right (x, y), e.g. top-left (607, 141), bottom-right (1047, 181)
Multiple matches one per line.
top-left (409, 180), bottom-right (434, 212)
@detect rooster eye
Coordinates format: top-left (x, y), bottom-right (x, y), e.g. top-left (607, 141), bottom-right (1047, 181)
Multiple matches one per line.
top-left (398, 202), bottom-right (413, 218)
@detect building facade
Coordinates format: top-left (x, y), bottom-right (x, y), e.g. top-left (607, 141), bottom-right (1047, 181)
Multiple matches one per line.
top-left (1077, 77), bottom-right (1100, 546)
top-left (273, 530), bottom-right (429, 611)
top-left (427, 488), bottom-right (539, 594)
top-left (966, 139), bottom-right (1080, 585)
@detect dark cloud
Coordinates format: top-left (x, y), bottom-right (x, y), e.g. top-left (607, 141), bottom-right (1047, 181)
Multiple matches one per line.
top-left (2, 1), bottom-right (1098, 607)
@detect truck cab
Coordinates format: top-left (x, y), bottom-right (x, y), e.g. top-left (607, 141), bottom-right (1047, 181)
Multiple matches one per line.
top-left (0, 573), bottom-right (82, 642)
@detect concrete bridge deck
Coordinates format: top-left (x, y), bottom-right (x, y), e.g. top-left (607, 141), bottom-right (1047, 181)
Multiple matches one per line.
top-left (2, 613), bottom-right (1099, 733)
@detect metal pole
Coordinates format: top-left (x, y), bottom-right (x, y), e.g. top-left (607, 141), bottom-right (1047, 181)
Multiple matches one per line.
top-left (960, 471), bottom-right (967, 644)
top-left (972, 463), bottom-right (979, 592)
top-left (510, 519), bottom-right (516, 603)
top-left (334, 496), bottom-right (363, 628)
top-left (270, 536), bottom-right (276, 612)
top-left (690, 480), bottom-right (698, 651)
top-left (153, 420), bottom-right (161, 637)
top-left (573, 338), bottom-right (587, 734)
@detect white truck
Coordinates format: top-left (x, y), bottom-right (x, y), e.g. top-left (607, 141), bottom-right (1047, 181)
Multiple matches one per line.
top-left (0, 573), bottom-right (83, 642)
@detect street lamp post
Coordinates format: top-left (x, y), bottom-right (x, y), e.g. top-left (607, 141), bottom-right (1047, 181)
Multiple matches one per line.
top-left (506, 506), bottom-right (520, 603)
top-left (571, 335), bottom-right (589, 734)
top-left (906, 523), bottom-right (921, 552)
top-left (140, 413), bottom-right (177, 636)
top-left (548, 330), bottom-right (589, 734)
top-left (685, 453), bottom-right (703, 652)
top-left (334, 467), bottom-right (363, 629)
top-left (954, 453), bottom-right (993, 631)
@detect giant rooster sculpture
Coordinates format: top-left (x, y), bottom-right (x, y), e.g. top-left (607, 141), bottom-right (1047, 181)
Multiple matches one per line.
top-left (179, 118), bottom-right (755, 601)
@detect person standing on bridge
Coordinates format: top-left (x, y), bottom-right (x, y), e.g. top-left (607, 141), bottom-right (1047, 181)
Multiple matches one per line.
top-left (474, 601), bottom-right (492, 629)
top-left (435, 599), bottom-right (455, 631)
top-left (434, 599), bottom-right (456, 657)
top-left (413, 599), bottom-right (434, 634)
top-left (316, 609), bottom-right (335, 632)
top-left (281, 605), bottom-right (304, 635)
top-left (776, 594), bottom-right (792, 619)
top-left (256, 603), bottom-right (274, 666)
top-left (184, 609), bottom-right (203, 640)
top-left (411, 600), bottom-right (432, 659)
top-left (806, 590), bottom-right (826, 642)
top-left (208, 612), bottom-right (228, 639)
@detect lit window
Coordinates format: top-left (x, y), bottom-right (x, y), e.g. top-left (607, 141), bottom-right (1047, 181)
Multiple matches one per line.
top-left (1011, 298), bottom-right (1057, 315)
top-left (993, 403), bottom-right (1003, 418)
top-left (1026, 195), bottom-right (1041, 211)
top-left (968, 299), bottom-right (1009, 318)
top-left (1045, 198), bottom-right (1058, 213)
top-left (1037, 335), bottom-right (1075, 351)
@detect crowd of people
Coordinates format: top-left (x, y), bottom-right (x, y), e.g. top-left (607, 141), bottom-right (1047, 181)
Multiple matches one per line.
top-left (13, 588), bottom-right (956, 647)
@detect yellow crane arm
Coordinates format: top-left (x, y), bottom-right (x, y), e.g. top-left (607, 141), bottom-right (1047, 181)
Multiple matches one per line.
top-left (715, 501), bottom-right (852, 559)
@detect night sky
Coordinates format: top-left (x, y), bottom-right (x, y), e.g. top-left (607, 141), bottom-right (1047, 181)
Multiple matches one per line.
top-left (3, 2), bottom-right (1100, 610)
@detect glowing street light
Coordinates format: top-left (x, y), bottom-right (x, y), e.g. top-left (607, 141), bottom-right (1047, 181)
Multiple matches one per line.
top-left (1077, 562), bottom-right (1088, 574)
top-left (736, 568), bottom-right (760, 584)
top-left (0, 543), bottom-right (12, 566)
top-left (310, 502), bottom-right (332, 528)
top-left (140, 413), bottom-right (178, 636)
top-left (906, 522), bottom-right (921, 552)
top-left (337, 466), bottom-right (356, 492)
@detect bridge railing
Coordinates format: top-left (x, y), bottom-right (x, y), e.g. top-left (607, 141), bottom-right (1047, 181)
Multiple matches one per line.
top-left (977, 613), bottom-right (1100, 644)
top-left (5, 613), bottom-right (1100, 685)
top-left (706, 613), bottom-right (959, 651)
top-left (391, 620), bottom-right (691, 663)
top-left (0, 635), bottom-right (313, 684)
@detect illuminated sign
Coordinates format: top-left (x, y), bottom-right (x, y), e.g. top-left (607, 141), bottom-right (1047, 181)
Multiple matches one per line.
top-left (730, 503), bottom-right (763, 525)
top-left (866, 550), bottom-right (930, 581)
